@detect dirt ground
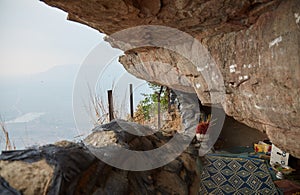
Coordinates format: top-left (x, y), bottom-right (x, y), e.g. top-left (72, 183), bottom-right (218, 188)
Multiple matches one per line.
top-left (217, 116), bottom-right (268, 149)
top-left (159, 106), bottom-right (268, 150)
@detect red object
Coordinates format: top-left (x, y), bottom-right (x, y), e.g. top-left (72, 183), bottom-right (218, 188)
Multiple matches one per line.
top-left (196, 122), bottom-right (209, 134)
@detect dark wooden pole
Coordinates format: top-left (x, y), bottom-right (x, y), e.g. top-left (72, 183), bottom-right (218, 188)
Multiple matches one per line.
top-left (157, 86), bottom-right (164, 130)
top-left (108, 90), bottom-right (114, 121)
top-left (129, 84), bottom-right (134, 119)
top-left (166, 87), bottom-right (171, 113)
top-left (157, 93), bottom-right (161, 130)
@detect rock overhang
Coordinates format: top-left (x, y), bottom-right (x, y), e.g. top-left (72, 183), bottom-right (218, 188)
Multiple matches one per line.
top-left (41, 0), bottom-right (300, 158)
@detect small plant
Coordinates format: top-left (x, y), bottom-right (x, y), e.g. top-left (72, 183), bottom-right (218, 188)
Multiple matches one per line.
top-left (134, 83), bottom-right (170, 121)
top-left (86, 81), bottom-right (125, 126)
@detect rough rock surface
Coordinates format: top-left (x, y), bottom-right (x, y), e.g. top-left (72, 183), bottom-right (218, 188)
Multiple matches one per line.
top-left (0, 121), bottom-right (200, 195)
top-left (41, 0), bottom-right (300, 157)
top-left (84, 120), bottom-right (201, 194)
top-left (0, 160), bottom-right (53, 195)
top-left (0, 142), bottom-right (96, 194)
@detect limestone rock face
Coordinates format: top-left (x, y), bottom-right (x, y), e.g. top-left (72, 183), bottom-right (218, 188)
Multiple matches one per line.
top-left (42, 0), bottom-right (300, 157)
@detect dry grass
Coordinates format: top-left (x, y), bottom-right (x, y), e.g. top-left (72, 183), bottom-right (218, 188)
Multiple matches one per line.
top-left (0, 116), bottom-right (15, 151)
top-left (0, 160), bottom-right (54, 195)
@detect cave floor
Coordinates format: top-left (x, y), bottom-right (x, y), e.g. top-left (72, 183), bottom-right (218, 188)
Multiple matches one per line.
top-left (215, 116), bottom-right (268, 150)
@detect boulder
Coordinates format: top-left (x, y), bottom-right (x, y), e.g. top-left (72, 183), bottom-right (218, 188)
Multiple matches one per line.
top-left (0, 120), bottom-right (200, 195)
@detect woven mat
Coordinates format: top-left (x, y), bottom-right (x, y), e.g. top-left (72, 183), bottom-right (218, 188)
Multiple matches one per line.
top-left (199, 155), bottom-right (279, 195)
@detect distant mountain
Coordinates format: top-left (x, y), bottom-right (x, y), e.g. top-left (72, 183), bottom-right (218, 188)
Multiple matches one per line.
top-left (0, 65), bottom-right (79, 149)
top-left (0, 63), bottom-right (151, 149)
top-left (32, 64), bottom-right (79, 83)
top-left (0, 64), bottom-right (78, 120)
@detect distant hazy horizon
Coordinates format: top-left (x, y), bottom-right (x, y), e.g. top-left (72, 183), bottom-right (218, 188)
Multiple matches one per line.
top-left (0, 63), bottom-right (151, 149)
top-left (0, 0), bottom-right (151, 149)
top-left (0, 64), bottom-right (79, 149)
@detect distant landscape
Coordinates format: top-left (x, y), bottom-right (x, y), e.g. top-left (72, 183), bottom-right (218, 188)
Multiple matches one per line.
top-left (0, 64), bottom-right (79, 149)
top-left (0, 63), bottom-right (151, 149)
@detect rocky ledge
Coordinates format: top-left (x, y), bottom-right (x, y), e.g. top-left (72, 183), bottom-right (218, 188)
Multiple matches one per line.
top-left (0, 120), bottom-right (200, 195)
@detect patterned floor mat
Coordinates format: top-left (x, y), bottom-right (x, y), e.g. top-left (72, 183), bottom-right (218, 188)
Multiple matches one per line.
top-left (199, 155), bottom-right (279, 195)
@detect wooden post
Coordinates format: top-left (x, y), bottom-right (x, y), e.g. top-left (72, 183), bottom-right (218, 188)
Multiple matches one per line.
top-left (108, 90), bottom-right (114, 121)
top-left (157, 93), bottom-right (161, 130)
top-left (157, 86), bottom-right (164, 130)
top-left (130, 84), bottom-right (134, 119)
top-left (166, 87), bottom-right (171, 113)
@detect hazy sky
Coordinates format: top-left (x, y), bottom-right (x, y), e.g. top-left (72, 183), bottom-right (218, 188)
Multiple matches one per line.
top-left (0, 0), bottom-right (103, 76)
top-left (0, 0), bottom-right (153, 148)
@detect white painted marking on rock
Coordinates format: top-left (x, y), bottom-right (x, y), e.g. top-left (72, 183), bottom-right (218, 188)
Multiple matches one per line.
top-left (196, 83), bottom-right (201, 88)
top-left (243, 75), bottom-right (249, 80)
top-left (197, 66), bottom-right (204, 72)
top-left (254, 104), bottom-right (264, 110)
top-left (295, 13), bottom-right (300, 24)
top-left (269, 36), bottom-right (282, 48)
top-left (229, 64), bottom-right (237, 73)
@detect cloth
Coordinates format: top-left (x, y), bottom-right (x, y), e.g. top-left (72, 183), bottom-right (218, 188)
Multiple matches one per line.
top-left (199, 154), bottom-right (279, 194)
